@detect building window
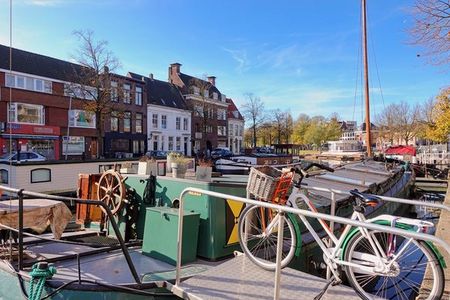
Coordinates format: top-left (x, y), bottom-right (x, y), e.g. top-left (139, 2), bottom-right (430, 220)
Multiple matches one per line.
top-left (111, 112), bottom-right (119, 131)
top-left (152, 114), bottom-right (158, 129)
top-left (203, 90), bottom-right (209, 98)
top-left (221, 94), bottom-right (226, 102)
top-left (111, 81), bottom-right (118, 102)
top-left (208, 108), bottom-right (214, 119)
top-left (133, 140), bottom-right (140, 154)
top-left (183, 118), bottom-right (188, 131)
top-left (218, 126), bottom-right (226, 136)
top-left (8, 102), bottom-right (45, 125)
top-left (123, 84), bottom-right (131, 103)
top-left (62, 136), bottom-right (85, 155)
top-left (123, 112), bottom-right (131, 132)
top-left (69, 110), bottom-right (96, 128)
top-left (176, 117), bottom-right (181, 130)
top-left (206, 125), bottom-right (213, 133)
top-left (5, 73), bottom-right (52, 94)
top-left (161, 115), bottom-right (167, 129)
top-left (194, 105), bottom-right (203, 117)
top-left (0, 169), bottom-right (8, 184)
top-left (213, 92), bottom-right (218, 100)
top-left (161, 135), bottom-right (165, 150)
top-left (193, 86), bottom-right (200, 95)
top-left (168, 137), bottom-right (174, 151)
top-left (64, 84), bottom-right (97, 100)
top-left (5, 74), bottom-right (14, 87)
top-left (135, 113), bottom-right (143, 133)
top-left (176, 137), bottom-right (181, 151)
top-left (217, 109), bottom-right (226, 120)
top-left (30, 168), bottom-right (51, 183)
top-left (135, 86), bottom-right (142, 105)
top-left (235, 124), bottom-right (239, 136)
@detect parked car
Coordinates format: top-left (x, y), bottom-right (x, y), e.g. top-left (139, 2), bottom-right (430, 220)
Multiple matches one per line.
top-left (0, 151), bottom-right (47, 163)
top-left (145, 150), bottom-right (168, 159)
top-left (211, 147), bottom-right (233, 159)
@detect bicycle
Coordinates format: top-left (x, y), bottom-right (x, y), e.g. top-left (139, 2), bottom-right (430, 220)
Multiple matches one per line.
top-left (238, 163), bottom-right (445, 300)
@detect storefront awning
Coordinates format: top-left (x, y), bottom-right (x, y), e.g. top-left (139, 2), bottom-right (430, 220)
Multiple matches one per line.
top-left (1, 134), bottom-right (59, 140)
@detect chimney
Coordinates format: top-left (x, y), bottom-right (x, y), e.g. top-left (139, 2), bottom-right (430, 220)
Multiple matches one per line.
top-left (207, 76), bottom-right (216, 86)
top-left (169, 63), bottom-right (181, 83)
top-left (149, 73), bottom-right (154, 80)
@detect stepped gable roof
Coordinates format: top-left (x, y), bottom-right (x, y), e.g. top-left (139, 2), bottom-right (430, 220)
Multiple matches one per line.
top-left (144, 76), bottom-right (187, 110)
top-left (178, 73), bottom-right (222, 96)
top-left (226, 98), bottom-right (244, 120)
top-left (0, 44), bottom-right (87, 82)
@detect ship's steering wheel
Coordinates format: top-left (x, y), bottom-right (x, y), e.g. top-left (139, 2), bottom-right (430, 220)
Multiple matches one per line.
top-left (96, 169), bottom-right (126, 215)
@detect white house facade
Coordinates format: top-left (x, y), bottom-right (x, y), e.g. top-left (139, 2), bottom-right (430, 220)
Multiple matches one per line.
top-left (138, 75), bottom-right (192, 156)
top-left (147, 104), bottom-right (191, 156)
top-left (226, 98), bottom-right (245, 154)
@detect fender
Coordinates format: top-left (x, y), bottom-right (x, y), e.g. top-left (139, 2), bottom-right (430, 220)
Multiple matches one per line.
top-left (341, 220), bottom-right (446, 268)
top-left (287, 213), bottom-right (302, 257)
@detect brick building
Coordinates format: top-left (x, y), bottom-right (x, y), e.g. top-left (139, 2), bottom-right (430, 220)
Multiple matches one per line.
top-left (0, 44), bottom-right (98, 160)
top-left (168, 63), bottom-right (229, 155)
top-left (0, 44), bottom-right (147, 160)
top-left (103, 73), bottom-right (147, 158)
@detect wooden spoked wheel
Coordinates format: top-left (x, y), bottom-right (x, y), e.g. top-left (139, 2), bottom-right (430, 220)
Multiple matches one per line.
top-left (96, 170), bottom-right (126, 215)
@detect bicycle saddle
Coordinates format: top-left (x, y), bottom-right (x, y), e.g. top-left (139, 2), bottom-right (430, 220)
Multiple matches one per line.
top-left (349, 189), bottom-right (381, 207)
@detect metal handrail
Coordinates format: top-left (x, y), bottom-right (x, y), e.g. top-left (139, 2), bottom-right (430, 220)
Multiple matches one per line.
top-left (174, 187), bottom-right (450, 300)
top-left (302, 185), bottom-right (450, 212)
top-left (0, 185), bottom-right (141, 284)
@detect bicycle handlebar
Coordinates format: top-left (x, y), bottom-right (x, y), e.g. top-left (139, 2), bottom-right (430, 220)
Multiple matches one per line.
top-left (291, 162), bottom-right (334, 185)
top-left (306, 162), bottom-right (335, 173)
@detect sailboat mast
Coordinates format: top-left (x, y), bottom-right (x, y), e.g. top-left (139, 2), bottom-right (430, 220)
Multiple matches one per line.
top-left (362, 0), bottom-right (372, 157)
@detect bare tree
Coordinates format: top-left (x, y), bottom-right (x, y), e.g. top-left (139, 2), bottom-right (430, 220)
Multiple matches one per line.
top-left (271, 109), bottom-right (284, 144)
top-left (241, 93), bottom-right (265, 148)
top-left (409, 0), bottom-right (450, 66)
top-left (282, 111), bottom-right (293, 143)
top-left (378, 102), bottom-right (420, 145)
top-left (68, 29), bottom-right (121, 158)
top-left (376, 105), bottom-right (396, 146)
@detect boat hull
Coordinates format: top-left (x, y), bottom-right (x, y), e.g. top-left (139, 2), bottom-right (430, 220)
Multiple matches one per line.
top-left (0, 266), bottom-right (177, 300)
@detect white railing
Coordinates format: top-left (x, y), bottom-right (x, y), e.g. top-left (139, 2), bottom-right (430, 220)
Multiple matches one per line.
top-left (173, 187), bottom-right (450, 300)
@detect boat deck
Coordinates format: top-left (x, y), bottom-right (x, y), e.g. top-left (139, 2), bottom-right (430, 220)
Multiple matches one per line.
top-left (170, 255), bottom-right (381, 300)
top-left (23, 242), bottom-right (219, 285)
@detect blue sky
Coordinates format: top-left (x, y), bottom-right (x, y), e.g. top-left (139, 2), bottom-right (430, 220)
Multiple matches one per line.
top-left (0, 0), bottom-right (448, 125)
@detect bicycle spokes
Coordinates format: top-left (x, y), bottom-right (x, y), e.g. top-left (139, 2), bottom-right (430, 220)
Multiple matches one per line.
top-left (345, 230), bottom-right (444, 300)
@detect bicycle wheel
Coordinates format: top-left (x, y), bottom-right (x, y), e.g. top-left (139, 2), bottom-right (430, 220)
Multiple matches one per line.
top-left (344, 230), bottom-right (444, 300)
top-left (238, 205), bottom-right (296, 270)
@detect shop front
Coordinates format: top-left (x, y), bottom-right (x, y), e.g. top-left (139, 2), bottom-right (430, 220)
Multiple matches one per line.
top-left (0, 124), bottom-right (61, 160)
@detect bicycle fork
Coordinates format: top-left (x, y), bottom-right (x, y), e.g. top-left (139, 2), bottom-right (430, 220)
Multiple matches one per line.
top-left (297, 214), bottom-right (343, 283)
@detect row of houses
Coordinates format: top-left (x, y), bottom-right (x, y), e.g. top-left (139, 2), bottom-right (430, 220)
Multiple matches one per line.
top-left (0, 44), bottom-right (245, 160)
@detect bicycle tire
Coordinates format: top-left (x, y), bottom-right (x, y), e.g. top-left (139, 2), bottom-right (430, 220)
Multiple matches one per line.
top-left (344, 229), bottom-right (444, 300)
top-left (238, 205), bottom-right (296, 270)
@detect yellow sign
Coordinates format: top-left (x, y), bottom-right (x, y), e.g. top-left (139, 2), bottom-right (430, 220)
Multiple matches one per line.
top-left (225, 199), bottom-right (245, 245)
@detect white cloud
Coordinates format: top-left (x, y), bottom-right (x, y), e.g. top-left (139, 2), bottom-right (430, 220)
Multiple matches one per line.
top-left (222, 47), bottom-right (250, 74)
top-left (26, 0), bottom-right (62, 6)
